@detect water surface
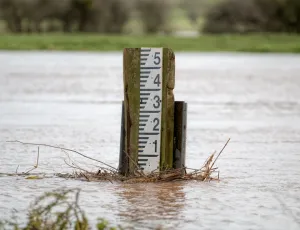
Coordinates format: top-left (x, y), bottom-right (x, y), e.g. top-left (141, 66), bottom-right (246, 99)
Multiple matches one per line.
top-left (0, 51), bottom-right (300, 229)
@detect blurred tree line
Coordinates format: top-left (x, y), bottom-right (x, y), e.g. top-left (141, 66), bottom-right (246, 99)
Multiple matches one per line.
top-left (203, 0), bottom-right (300, 33)
top-left (0, 0), bottom-right (171, 33)
top-left (0, 0), bottom-right (299, 34)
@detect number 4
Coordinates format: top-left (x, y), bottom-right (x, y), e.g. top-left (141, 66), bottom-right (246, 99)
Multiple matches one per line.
top-left (154, 74), bottom-right (161, 87)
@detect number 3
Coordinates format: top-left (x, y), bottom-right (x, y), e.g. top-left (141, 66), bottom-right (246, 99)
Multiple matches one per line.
top-left (153, 95), bottom-right (160, 108)
top-left (154, 52), bottom-right (160, 65)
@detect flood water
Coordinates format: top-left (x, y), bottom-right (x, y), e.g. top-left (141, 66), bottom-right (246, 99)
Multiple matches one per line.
top-left (0, 51), bottom-right (300, 230)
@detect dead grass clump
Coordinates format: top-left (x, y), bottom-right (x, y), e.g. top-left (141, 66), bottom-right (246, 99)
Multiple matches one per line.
top-left (58, 152), bottom-right (219, 183)
top-left (56, 138), bottom-right (230, 183)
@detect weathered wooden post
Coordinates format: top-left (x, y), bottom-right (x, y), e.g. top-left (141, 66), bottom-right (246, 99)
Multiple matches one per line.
top-left (173, 102), bottom-right (187, 169)
top-left (119, 48), bottom-right (187, 175)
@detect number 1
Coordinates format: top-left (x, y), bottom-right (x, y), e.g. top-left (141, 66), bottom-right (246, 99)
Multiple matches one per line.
top-left (153, 140), bottom-right (157, 152)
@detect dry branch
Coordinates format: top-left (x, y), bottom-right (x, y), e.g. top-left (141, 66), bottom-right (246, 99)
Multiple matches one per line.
top-left (7, 140), bottom-right (117, 171)
top-left (7, 138), bottom-right (231, 183)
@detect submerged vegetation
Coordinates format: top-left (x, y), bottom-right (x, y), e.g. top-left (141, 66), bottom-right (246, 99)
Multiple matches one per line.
top-left (6, 139), bottom-right (230, 183)
top-left (0, 189), bottom-right (124, 230)
top-left (0, 139), bottom-right (230, 229)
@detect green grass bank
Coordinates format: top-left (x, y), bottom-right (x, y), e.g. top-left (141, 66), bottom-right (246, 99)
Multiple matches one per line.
top-left (0, 34), bottom-right (299, 53)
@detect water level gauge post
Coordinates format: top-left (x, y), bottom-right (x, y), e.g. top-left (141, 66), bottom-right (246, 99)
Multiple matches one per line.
top-left (138, 48), bottom-right (163, 173)
top-left (121, 47), bottom-right (175, 175)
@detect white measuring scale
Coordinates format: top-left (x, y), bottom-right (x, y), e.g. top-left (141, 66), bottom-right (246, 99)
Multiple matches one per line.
top-left (138, 48), bottom-right (163, 173)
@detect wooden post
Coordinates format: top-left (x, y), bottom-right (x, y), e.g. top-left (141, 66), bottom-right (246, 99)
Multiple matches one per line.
top-left (121, 48), bottom-right (176, 175)
top-left (161, 48), bottom-right (175, 170)
top-left (118, 101), bottom-right (127, 175)
top-left (173, 102), bottom-right (187, 169)
top-left (123, 49), bottom-right (140, 175)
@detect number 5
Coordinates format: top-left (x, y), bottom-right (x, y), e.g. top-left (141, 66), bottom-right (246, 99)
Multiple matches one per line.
top-left (154, 52), bottom-right (160, 65)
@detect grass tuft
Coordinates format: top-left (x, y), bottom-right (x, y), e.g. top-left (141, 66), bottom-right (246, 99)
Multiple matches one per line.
top-left (0, 189), bottom-right (121, 230)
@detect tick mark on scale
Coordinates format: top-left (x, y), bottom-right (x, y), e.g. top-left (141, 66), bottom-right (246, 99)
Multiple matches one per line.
top-left (138, 48), bottom-right (162, 173)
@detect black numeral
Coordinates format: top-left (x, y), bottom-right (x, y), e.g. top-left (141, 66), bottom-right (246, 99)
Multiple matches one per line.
top-left (153, 140), bottom-right (157, 152)
top-left (153, 95), bottom-right (160, 108)
top-left (153, 118), bottom-right (159, 131)
top-left (154, 74), bottom-right (161, 87)
top-left (154, 52), bottom-right (161, 65)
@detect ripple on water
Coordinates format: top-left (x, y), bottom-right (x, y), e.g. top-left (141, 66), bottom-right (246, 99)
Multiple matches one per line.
top-left (0, 52), bottom-right (300, 230)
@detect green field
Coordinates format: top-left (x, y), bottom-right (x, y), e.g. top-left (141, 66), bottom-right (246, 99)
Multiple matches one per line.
top-left (0, 34), bottom-right (300, 53)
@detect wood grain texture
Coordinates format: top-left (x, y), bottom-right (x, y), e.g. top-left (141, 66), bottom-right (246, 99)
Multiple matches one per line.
top-left (123, 48), bottom-right (140, 175)
top-left (118, 101), bottom-right (126, 174)
top-left (173, 101), bottom-right (187, 169)
top-left (160, 48), bottom-right (175, 170)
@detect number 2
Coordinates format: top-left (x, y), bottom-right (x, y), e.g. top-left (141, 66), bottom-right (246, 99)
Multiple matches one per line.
top-left (153, 118), bottom-right (159, 131)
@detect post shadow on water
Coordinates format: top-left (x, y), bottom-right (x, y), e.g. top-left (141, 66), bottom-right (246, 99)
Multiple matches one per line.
top-left (116, 181), bottom-right (186, 228)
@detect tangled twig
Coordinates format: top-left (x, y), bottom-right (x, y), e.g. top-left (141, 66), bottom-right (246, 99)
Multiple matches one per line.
top-left (7, 140), bottom-right (117, 171)
top-left (6, 138), bottom-right (231, 183)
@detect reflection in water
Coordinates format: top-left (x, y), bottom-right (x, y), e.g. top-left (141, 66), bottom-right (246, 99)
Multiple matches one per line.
top-left (117, 182), bottom-right (185, 229)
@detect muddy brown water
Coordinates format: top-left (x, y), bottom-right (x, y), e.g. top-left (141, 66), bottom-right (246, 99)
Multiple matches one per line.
top-left (0, 51), bottom-right (300, 230)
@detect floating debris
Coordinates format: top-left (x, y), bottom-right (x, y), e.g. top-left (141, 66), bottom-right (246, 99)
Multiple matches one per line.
top-left (6, 138), bottom-right (230, 183)
top-left (55, 150), bottom-right (223, 183)
top-left (25, 175), bottom-right (43, 180)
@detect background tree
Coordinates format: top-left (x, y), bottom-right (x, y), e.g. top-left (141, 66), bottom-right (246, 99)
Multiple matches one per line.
top-left (136, 0), bottom-right (171, 34)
